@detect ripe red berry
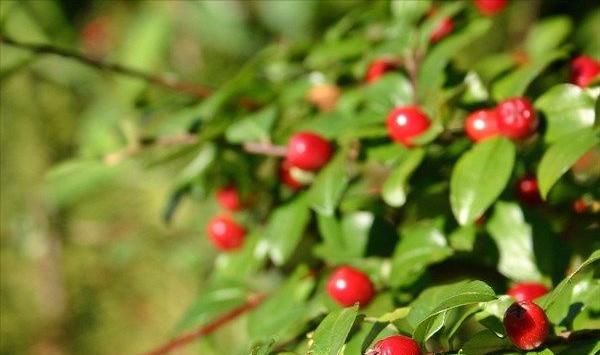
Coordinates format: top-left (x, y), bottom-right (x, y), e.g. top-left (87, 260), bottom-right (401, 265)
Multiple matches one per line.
top-left (430, 17), bottom-right (455, 43)
top-left (572, 198), bottom-right (588, 214)
top-left (570, 55), bottom-right (600, 87)
top-left (507, 282), bottom-right (549, 302)
top-left (287, 132), bottom-right (332, 171)
top-left (465, 109), bottom-right (500, 142)
top-left (206, 215), bottom-right (246, 251)
top-left (503, 301), bottom-right (549, 350)
top-left (474, 0), bottom-right (508, 16)
top-left (326, 266), bottom-right (375, 307)
top-left (279, 159), bottom-right (304, 190)
top-left (216, 185), bottom-right (242, 211)
top-left (516, 175), bottom-right (542, 205)
top-left (386, 106), bottom-right (431, 147)
top-left (365, 59), bottom-right (397, 83)
top-left (369, 335), bottom-right (422, 355)
top-left (496, 97), bottom-right (538, 139)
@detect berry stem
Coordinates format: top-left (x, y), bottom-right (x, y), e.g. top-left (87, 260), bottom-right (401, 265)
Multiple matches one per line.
top-left (243, 142), bottom-right (288, 156)
top-left (141, 293), bottom-right (266, 355)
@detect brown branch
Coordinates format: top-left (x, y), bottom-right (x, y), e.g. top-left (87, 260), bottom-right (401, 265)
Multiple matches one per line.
top-left (0, 35), bottom-right (212, 99)
top-left (141, 293), bottom-right (266, 355)
top-left (243, 142), bottom-right (287, 156)
top-left (104, 133), bottom-right (199, 165)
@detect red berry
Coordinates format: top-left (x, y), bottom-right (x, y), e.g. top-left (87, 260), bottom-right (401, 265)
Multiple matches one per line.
top-left (503, 301), bottom-right (549, 350)
top-left (507, 282), bottom-right (549, 302)
top-left (279, 159), bottom-right (304, 190)
top-left (287, 132), bottom-right (332, 171)
top-left (516, 175), bottom-right (542, 206)
top-left (386, 106), bottom-right (431, 147)
top-left (326, 266), bottom-right (375, 307)
top-left (206, 215), bottom-right (246, 251)
top-left (430, 17), bottom-right (455, 43)
top-left (570, 55), bottom-right (600, 87)
top-left (465, 109), bottom-right (500, 142)
top-left (216, 185), bottom-right (242, 211)
top-left (496, 97), bottom-right (538, 139)
top-left (369, 335), bottom-right (421, 355)
top-left (572, 198), bottom-right (588, 214)
top-left (474, 0), bottom-right (508, 16)
top-left (365, 59), bottom-right (397, 83)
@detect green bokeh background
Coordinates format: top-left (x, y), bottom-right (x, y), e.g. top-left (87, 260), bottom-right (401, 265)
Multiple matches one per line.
top-left (1, 1), bottom-right (599, 354)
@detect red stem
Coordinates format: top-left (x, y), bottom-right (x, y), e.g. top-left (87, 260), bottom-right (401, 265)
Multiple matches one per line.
top-left (141, 293), bottom-right (266, 355)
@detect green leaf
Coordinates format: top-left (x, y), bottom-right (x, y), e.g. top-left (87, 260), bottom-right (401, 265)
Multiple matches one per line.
top-left (177, 143), bottom-right (216, 185)
top-left (248, 267), bottom-right (314, 342)
top-left (382, 148), bottom-right (425, 207)
top-left (524, 17), bottom-right (572, 59)
top-left (363, 73), bottom-right (414, 115)
top-left (537, 128), bottom-right (599, 198)
top-left (390, 219), bottom-right (453, 287)
top-left (265, 195), bottom-right (311, 265)
top-left (225, 106), bottom-right (277, 143)
top-left (368, 307), bottom-right (411, 323)
top-left (486, 202), bottom-right (543, 282)
top-left (461, 330), bottom-right (510, 355)
top-left (315, 212), bottom-right (374, 262)
top-left (450, 137), bottom-right (515, 225)
top-left (492, 49), bottom-right (567, 100)
top-left (390, 0), bottom-right (431, 23)
top-left (418, 18), bottom-right (491, 102)
top-left (176, 285), bottom-right (247, 332)
top-left (539, 250), bottom-right (600, 323)
top-left (306, 38), bottom-right (369, 68)
top-left (310, 305), bottom-right (358, 355)
top-left (411, 280), bottom-right (497, 342)
top-left (535, 84), bottom-right (596, 143)
top-left (308, 153), bottom-right (351, 216)
top-left (449, 225), bottom-right (477, 252)
top-left (249, 340), bottom-right (275, 355)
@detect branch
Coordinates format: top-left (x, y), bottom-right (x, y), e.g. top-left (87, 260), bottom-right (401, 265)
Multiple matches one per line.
top-left (104, 134), bottom-right (199, 165)
top-left (242, 142), bottom-right (287, 157)
top-left (141, 293), bottom-right (266, 355)
top-left (0, 35), bottom-right (212, 99)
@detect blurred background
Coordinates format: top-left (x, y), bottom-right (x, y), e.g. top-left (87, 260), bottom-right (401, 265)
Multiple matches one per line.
top-left (1, 0), bottom-right (599, 354)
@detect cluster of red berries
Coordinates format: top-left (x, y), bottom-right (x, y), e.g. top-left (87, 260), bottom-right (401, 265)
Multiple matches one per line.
top-left (465, 97), bottom-right (538, 143)
top-left (207, 185), bottom-right (247, 251)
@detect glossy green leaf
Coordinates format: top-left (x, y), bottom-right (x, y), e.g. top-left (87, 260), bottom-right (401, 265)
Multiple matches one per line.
top-left (225, 106), bottom-right (277, 143)
top-left (390, 219), bottom-right (453, 287)
top-left (390, 0), bottom-right (431, 23)
top-left (363, 73), bottom-right (414, 115)
top-left (450, 137), bottom-right (515, 225)
top-left (461, 330), bottom-right (510, 355)
top-left (382, 148), bottom-right (425, 207)
top-left (418, 18), bottom-right (491, 102)
top-left (537, 128), bottom-right (599, 198)
top-left (265, 195), bottom-right (311, 265)
top-left (492, 49), bottom-right (567, 100)
top-left (308, 153), bottom-right (351, 216)
top-left (411, 280), bottom-right (497, 342)
top-left (310, 305), bottom-right (358, 355)
top-left (449, 225), bottom-right (477, 252)
top-left (535, 84), bottom-right (596, 143)
top-left (539, 250), bottom-right (600, 323)
top-left (524, 17), bottom-right (572, 59)
top-left (249, 340), bottom-right (275, 355)
top-left (248, 267), bottom-right (314, 341)
top-left (486, 202), bottom-right (543, 282)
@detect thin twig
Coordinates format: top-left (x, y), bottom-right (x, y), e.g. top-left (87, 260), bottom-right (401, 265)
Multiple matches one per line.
top-left (0, 35), bottom-right (212, 99)
top-left (243, 142), bottom-right (288, 156)
top-left (141, 293), bottom-right (266, 355)
top-left (104, 134), bottom-right (199, 165)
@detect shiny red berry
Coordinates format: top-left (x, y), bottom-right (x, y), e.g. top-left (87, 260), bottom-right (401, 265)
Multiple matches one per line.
top-left (369, 335), bottom-right (422, 355)
top-left (570, 55), bottom-right (600, 87)
top-left (430, 17), bottom-right (454, 43)
top-left (516, 175), bottom-right (542, 205)
top-left (365, 59), bottom-right (397, 83)
top-left (216, 185), bottom-right (242, 211)
top-left (504, 301), bottom-right (549, 350)
top-left (386, 106), bottom-right (431, 147)
top-left (326, 266), bottom-right (375, 307)
top-left (206, 215), bottom-right (246, 251)
top-left (474, 0), bottom-right (508, 16)
top-left (496, 97), bottom-right (538, 139)
top-left (279, 159), bottom-right (304, 190)
top-left (465, 109), bottom-right (500, 142)
top-left (287, 132), bottom-right (332, 171)
top-left (507, 282), bottom-right (549, 302)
